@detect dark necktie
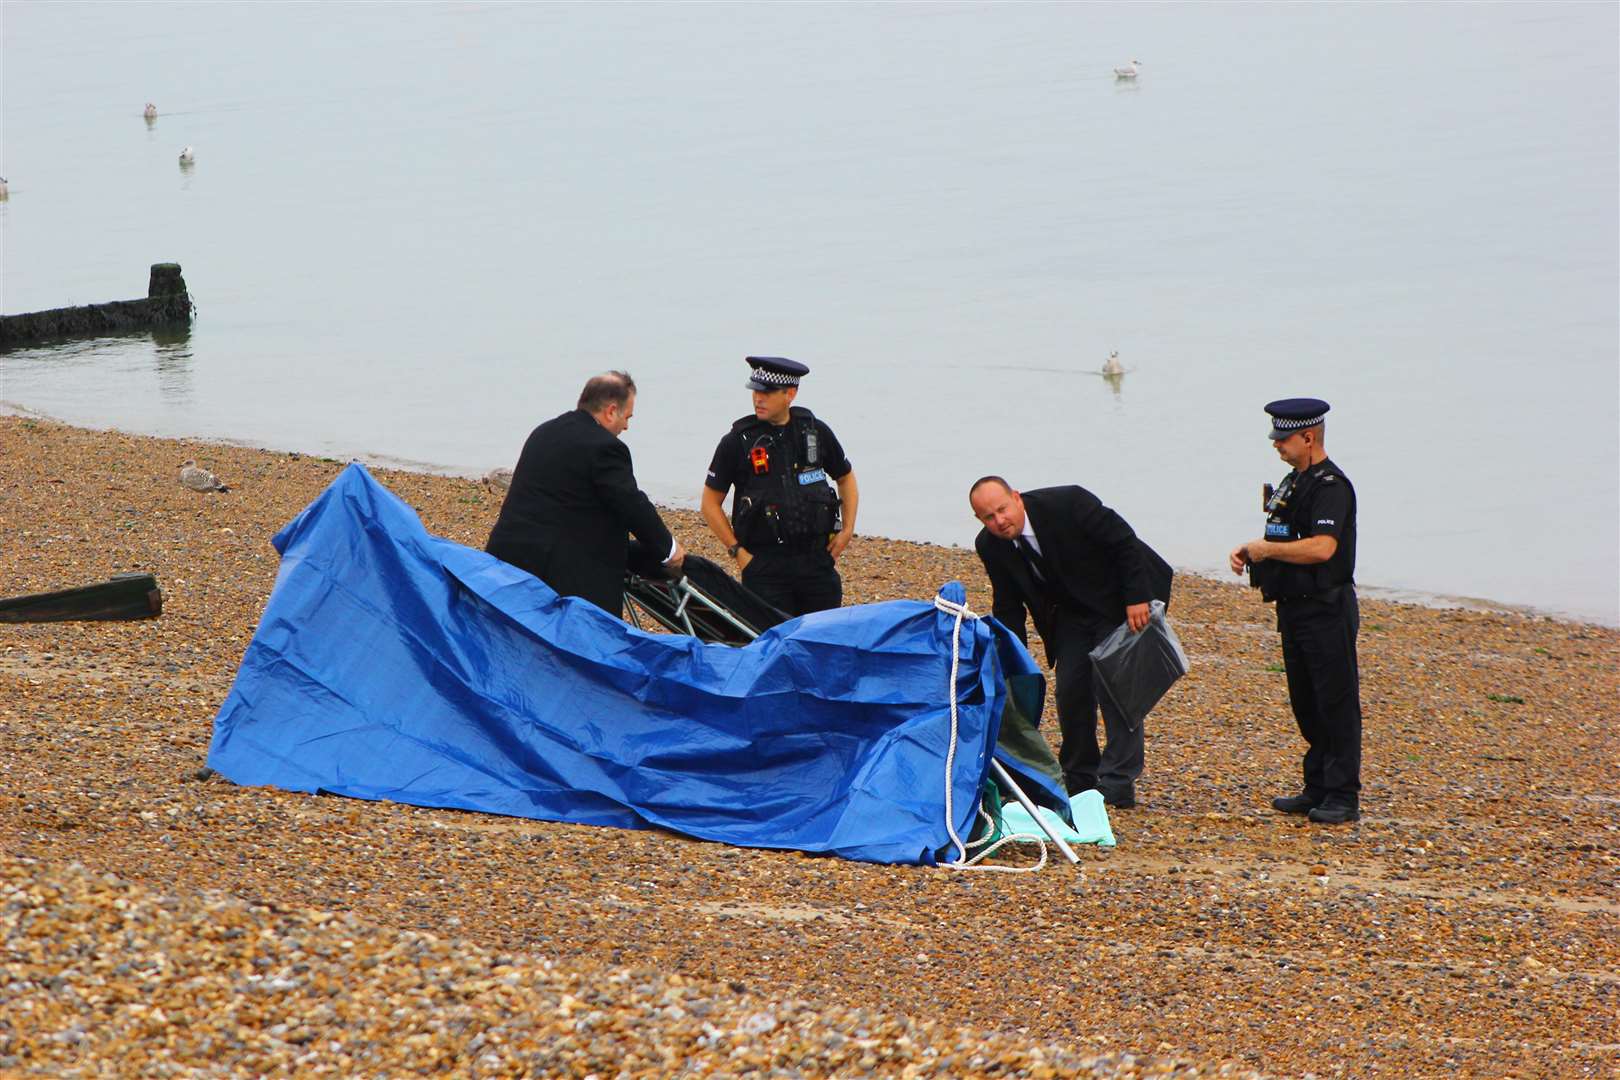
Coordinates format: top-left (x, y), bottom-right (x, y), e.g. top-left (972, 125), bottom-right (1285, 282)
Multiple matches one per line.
top-left (1016, 538), bottom-right (1049, 584)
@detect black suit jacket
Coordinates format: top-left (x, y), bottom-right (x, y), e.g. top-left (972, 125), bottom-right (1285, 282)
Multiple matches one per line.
top-left (486, 409), bottom-right (673, 614)
top-left (975, 485), bottom-right (1172, 651)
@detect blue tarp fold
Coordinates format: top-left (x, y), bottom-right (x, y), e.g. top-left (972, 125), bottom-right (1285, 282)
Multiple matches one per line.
top-left (207, 464), bottom-right (1063, 865)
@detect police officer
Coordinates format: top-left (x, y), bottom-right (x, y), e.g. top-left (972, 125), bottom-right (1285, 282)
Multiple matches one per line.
top-left (1229, 398), bottom-right (1362, 824)
top-left (701, 357), bottom-right (858, 617)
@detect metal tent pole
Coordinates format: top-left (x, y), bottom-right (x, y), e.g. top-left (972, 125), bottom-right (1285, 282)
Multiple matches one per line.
top-left (989, 758), bottom-right (1081, 866)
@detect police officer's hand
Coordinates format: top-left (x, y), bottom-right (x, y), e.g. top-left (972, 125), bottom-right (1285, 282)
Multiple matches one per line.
top-left (664, 540), bottom-right (687, 576)
top-left (827, 529), bottom-right (853, 561)
top-left (736, 547), bottom-right (753, 572)
top-left (1126, 602), bottom-right (1151, 633)
top-left (1228, 544), bottom-right (1252, 575)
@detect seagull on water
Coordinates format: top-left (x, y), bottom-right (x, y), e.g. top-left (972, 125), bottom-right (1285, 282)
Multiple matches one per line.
top-left (144, 103), bottom-right (158, 119)
top-left (178, 146), bottom-right (195, 164)
top-left (1113, 59), bottom-right (1141, 80)
top-left (179, 459), bottom-right (230, 493)
top-left (1102, 350), bottom-right (1124, 376)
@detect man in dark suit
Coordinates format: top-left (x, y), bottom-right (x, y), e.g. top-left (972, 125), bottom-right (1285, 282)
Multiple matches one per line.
top-left (969, 476), bottom-right (1173, 807)
top-left (486, 371), bottom-right (685, 615)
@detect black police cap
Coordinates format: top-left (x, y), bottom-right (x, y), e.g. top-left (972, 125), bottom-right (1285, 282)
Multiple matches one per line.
top-left (745, 356), bottom-right (809, 391)
top-left (1265, 397), bottom-right (1330, 440)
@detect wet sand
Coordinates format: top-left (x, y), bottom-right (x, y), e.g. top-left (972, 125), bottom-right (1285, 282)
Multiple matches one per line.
top-left (2, 416), bottom-right (1616, 1077)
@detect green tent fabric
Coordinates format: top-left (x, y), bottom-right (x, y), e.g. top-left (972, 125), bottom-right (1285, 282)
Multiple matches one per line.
top-left (992, 678), bottom-right (1068, 808)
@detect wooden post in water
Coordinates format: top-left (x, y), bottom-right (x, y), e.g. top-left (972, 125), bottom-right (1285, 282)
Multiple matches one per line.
top-left (149, 262), bottom-right (187, 300)
top-left (0, 263), bottom-right (195, 349)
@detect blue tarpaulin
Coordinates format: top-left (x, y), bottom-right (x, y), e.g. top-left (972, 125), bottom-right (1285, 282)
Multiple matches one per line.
top-left (206, 464), bottom-right (1065, 865)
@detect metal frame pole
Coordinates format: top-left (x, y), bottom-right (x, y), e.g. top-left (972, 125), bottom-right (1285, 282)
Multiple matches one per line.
top-left (989, 758), bottom-right (1080, 865)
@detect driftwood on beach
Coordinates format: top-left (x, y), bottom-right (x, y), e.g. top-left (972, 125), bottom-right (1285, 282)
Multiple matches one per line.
top-left (0, 573), bottom-right (163, 623)
top-left (0, 263), bottom-right (194, 350)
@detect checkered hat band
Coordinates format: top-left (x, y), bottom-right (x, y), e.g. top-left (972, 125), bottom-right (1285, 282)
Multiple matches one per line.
top-left (1272, 413), bottom-right (1324, 431)
top-left (751, 368), bottom-right (800, 386)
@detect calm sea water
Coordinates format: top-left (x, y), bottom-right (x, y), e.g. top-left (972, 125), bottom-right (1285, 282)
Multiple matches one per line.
top-left (3, 2), bottom-right (1616, 624)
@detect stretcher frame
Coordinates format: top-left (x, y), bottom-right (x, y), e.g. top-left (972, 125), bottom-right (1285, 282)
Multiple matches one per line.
top-left (623, 572), bottom-right (766, 644)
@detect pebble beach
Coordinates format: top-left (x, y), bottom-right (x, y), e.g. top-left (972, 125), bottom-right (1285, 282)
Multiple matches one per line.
top-left (1, 415), bottom-right (1616, 1078)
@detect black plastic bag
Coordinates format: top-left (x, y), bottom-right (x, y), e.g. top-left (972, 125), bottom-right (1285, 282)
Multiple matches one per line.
top-left (1087, 600), bottom-right (1189, 731)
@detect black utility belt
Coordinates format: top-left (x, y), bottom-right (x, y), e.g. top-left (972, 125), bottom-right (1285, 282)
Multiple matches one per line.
top-left (1275, 585), bottom-right (1349, 606)
top-left (753, 535), bottom-right (828, 550)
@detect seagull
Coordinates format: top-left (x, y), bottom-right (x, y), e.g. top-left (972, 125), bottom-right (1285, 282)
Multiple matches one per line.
top-left (0, 177), bottom-right (8, 200)
top-left (1113, 59), bottom-right (1141, 80)
top-left (179, 459), bottom-right (229, 493)
top-left (144, 103), bottom-right (158, 119)
top-left (1102, 350), bottom-right (1124, 376)
top-left (484, 467), bottom-right (514, 492)
top-left (178, 146), bottom-right (195, 164)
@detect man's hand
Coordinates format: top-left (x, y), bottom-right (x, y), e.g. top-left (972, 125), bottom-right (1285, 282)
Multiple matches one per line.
top-left (664, 540), bottom-right (687, 576)
top-left (1228, 543), bottom-right (1254, 575)
top-left (1126, 602), bottom-right (1151, 633)
top-left (736, 547), bottom-right (753, 572)
top-left (827, 529), bottom-right (853, 560)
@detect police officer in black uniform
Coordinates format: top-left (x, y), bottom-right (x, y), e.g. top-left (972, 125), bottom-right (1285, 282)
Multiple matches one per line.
top-left (1229, 398), bottom-right (1363, 824)
top-left (700, 357), bottom-right (859, 617)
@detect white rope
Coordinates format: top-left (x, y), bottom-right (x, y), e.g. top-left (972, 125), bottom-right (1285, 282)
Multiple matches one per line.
top-left (933, 593), bottom-right (1048, 874)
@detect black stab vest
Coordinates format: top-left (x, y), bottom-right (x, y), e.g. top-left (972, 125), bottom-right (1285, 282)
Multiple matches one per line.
top-left (729, 407), bottom-right (841, 546)
top-left (1251, 459), bottom-right (1357, 601)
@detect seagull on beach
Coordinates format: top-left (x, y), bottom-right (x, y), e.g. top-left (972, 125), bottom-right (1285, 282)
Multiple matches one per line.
top-left (1113, 59), bottom-right (1141, 80)
top-left (484, 467), bottom-right (514, 493)
top-left (144, 103), bottom-right (158, 119)
top-left (1102, 350), bottom-right (1124, 376)
top-left (178, 146), bottom-right (195, 164)
top-left (179, 459), bottom-right (229, 493)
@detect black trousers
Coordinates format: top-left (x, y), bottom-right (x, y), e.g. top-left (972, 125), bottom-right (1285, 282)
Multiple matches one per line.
top-left (1277, 587), bottom-right (1363, 807)
top-left (741, 544), bottom-right (841, 618)
top-left (1048, 608), bottom-right (1143, 796)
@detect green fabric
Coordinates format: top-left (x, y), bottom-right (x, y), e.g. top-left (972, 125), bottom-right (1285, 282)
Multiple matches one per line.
top-left (997, 788), bottom-right (1116, 848)
top-left (994, 670), bottom-right (1073, 825)
top-left (967, 777), bottom-right (1008, 847)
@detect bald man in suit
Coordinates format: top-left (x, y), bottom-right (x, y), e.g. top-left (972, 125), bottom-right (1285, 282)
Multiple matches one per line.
top-left (487, 371), bottom-right (684, 615)
top-left (970, 477), bottom-right (1172, 807)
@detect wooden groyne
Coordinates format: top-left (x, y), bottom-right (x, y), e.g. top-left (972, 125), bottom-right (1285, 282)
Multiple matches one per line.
top-left (0, 263), bottom-right (194, 350)
top-left (0, 573), bottom-right (163, 623)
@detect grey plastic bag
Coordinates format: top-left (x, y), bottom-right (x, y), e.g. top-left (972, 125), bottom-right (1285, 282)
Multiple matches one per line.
top-left (1088, 600), bottom-right (1189, 731)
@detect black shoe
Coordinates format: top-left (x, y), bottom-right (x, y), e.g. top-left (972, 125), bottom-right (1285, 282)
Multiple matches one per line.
top-left (1271, 793), bottom-right (1319, 815)
top-left (1065, 776), bottom-right (1099, 799)
top-left (1099, 784), bottom-right (1136, 809)
top-left (1308, 804), bottom-right (1361, 824)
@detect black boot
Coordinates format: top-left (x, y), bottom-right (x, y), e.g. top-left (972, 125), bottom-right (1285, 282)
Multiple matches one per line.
top-left (1308, 803), bottom-right (1361, 824)
top-left (1098, 782), bottom-right (1136, 809)
top-left (1270, 792), bottom-right (1319, 815)
top-left (1065, 774), bottom-right (1099, 799)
